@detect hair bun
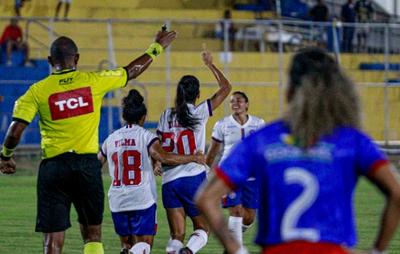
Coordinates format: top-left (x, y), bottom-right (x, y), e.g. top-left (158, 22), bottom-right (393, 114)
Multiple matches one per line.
top-left (126, 89), bottom-right (144, 106)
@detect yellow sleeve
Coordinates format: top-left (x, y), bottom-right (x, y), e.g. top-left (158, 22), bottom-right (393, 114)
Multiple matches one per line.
top-left (12, 86), bottom-right (38, 124)
top-left (94, 67), bottom-right (128, 94)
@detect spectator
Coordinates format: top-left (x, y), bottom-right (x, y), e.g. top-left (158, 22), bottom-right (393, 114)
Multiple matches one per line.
top-left (309, 0), bottom-right (329, 47)
top-left (0, 18), bottom-right (32, 66)
top-left (215, 9), bottom-right (237, 51)
top-left (14, 0), bottom-right (28, 16)
top-left (55, 0), bottom-right (72, 20)
top-left (355, 0), bottom-right (374, 52)
top-left (341, 0), bottom-right (356, 52)
top-left (309, 0), bottom-right (329, 22)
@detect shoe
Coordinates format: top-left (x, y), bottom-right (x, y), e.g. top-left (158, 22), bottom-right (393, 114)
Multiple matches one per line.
top-left (120, 248), bottom-right (129, 254)
top-left (6, 60), bottom-right (12, 66)
top-left (178, 247), bottom-right (193, 254)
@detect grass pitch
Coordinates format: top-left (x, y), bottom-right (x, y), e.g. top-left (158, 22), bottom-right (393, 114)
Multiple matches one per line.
top-left (0, 165), bottom-right (399, 253)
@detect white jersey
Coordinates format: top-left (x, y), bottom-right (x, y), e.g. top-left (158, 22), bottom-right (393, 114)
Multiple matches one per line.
top-left (157, 100), bottom-right (212, 184)
top-left (212, 114), bottom-right (265, 162)
top-left (101, 124), bottom-right (159, 212)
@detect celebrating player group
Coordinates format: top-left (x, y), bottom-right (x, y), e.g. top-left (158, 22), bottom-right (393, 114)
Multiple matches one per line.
top-left (1, 25), bottom-right (400, 254)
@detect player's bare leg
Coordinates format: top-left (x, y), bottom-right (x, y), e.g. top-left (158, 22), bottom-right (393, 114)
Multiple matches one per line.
top-left (129, 235), bottom-right (153, 254)
top-left (43, 231), bottom-right (65, 254)
top-left (242, 207), bottom-right (256, 229)
top-left (179, 215), bottom-right (209, 254)
top-left (119, 235), bottom-right (134, 253)
top-left (166, 208), bottom-right (186, 253)
top-left (80, 224), bottom-right (104, 254)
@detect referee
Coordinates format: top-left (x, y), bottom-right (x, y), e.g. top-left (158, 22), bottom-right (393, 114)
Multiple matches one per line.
top-left (0, 28), bottom-right (176, 254)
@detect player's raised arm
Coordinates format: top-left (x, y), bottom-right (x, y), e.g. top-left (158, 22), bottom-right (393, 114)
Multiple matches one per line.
top-left (206, 139), bottom-right (221, 168)
top-left (202, 44), bottom-right (232, 111)
top-left (124, 28), bottom-right (177, 80)
top-left (149, 140), bottom-right (205, 166)
top-left (367, 163), bottom-right (400, 253)
top-left (0, 120), bottom-right (27, 174)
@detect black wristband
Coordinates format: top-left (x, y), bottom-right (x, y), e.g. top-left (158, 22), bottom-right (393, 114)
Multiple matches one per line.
top-left (0, 153), bottom-right (11, 161)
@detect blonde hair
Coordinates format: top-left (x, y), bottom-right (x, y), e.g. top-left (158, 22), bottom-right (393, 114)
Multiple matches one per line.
top-left (284, 48), bottom-right (361, 147)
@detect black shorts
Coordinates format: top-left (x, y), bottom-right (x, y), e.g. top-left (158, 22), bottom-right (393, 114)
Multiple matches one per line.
top-left (35, 153), bottom-right (104, 233)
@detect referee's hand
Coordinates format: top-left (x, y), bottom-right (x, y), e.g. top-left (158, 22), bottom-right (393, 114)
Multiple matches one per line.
top-left (155, 30), bottom-right (177, 49)
top-left (0, 158), bottom-right (16, 174)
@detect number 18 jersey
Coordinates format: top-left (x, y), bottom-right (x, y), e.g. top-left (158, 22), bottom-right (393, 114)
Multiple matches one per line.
top-left (157, 100), bottom-right (212, 184)
top-left (216, 120), bottom-right (388, 247)
top-left (101, 124), bottom-right (159, 212)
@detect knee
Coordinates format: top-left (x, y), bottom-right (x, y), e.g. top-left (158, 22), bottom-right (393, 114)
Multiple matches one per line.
top-left (229, 206), bottom-right (243, 217)
top-left (242, 209), bottom-right (256, 225)
top-left (44, 233), bottom-right (65, 253)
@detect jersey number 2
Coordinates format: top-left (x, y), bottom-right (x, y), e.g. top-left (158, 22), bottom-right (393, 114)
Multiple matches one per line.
top-left (161, 130), bottom-right (196, 155)
top-left (281, 167), bottom-right (320, 242)
top-left (111, 150), bottom-right (142, 186)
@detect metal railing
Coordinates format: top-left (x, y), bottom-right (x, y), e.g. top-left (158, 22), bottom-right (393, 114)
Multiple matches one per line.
top-left (1, 16), bottom-right (400, 146)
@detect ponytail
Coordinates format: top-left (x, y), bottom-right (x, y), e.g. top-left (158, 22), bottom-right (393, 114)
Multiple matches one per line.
top-left (172, 75), bottom-right (200, 130)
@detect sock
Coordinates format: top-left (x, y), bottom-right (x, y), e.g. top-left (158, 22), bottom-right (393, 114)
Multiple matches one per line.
top-left (129, 242), bottom-right (151, 254)
top-left (186, 229), bottom-right (208, 254)
top-left (166, 238), bottom-right (183, 254)
top-left (242, 223), bottom-right (253, 233)
top-left (83, 242), bottom-right (104, 254)
top-left (228, 216), bottom-right (243, 245)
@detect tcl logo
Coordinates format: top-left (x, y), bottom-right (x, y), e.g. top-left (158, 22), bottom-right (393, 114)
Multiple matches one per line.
top-left (49, 87), bottom-right (94, 120)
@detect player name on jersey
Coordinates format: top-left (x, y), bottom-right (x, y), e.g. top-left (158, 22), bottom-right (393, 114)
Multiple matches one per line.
top-left (114, 138), bottom-right (136, 147)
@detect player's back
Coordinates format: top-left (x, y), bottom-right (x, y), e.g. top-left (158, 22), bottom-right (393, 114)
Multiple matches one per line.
top-left (158, 100), bottom-right (212, 184)
top-left (103, 124), bottom-right (158, 212)
top-left (13, 68), bottom-right (127, 158)
top-left (220, 120), bottom-right (387, 247)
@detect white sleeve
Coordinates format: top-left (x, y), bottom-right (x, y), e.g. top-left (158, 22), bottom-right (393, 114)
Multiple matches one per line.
top-left (211, 120), bottom-right (224, 143)
top-left (146, 130), bottom-right (159, 153)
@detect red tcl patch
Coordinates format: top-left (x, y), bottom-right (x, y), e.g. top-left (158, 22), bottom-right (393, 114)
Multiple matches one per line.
top-left (49, 87), bottom-right (94, 120)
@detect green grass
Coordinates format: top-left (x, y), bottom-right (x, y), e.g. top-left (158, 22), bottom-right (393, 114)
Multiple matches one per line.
top-left (0, 167), bottom-right (399, 253)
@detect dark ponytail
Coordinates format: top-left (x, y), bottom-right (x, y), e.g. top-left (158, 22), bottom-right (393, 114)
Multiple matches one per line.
top-left (122, 89), bottom-right (147, 124)
top-left (172, 75), bottom-right (200, 130)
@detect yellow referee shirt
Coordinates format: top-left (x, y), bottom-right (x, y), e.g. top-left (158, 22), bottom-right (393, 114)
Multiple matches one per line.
top-left (13, 68), bottom-right (128, 159)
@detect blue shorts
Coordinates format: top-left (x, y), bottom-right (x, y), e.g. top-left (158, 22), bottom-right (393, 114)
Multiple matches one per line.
top-left (111, 204), bottom-right (157, 237)
top-left (222, 179), bottom-right (259, 209)
top-left (162, 172), bottom-right (206, 217)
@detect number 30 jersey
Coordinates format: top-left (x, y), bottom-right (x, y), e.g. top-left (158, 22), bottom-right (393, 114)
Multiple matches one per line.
top-left (101, 124), bottom-right (159, 212)
top-left (216, 120), bottom-right (388, 247)
top-left (157, 100), bottom-right (212, 184)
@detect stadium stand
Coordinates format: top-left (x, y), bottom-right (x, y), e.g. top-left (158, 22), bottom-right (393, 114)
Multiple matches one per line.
top-left (1, 0), bottom-right (400, 144)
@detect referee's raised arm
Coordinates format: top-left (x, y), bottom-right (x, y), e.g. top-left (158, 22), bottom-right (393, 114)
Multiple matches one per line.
top-left (124, 29), bottom-right (177, 80)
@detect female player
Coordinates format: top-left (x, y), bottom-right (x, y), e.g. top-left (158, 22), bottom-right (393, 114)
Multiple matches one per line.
top-left (206, 91), bottom-right (264, 246)
top-left (98, 89), bottom-right (205, 254)
top-left (157, 47), bottom-right (232, 254)
top-left (196, 48), bottom-right (400, 254)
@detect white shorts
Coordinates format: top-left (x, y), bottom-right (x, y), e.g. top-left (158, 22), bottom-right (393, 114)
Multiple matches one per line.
top-left (59, 0), bottom-right (72, 3)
